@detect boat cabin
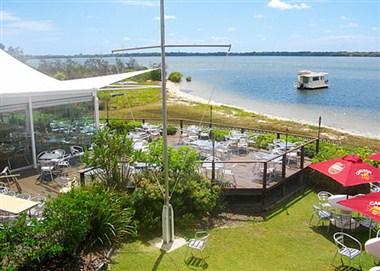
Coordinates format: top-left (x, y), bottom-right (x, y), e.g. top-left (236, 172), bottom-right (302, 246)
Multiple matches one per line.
top-left (297, 70), bottom-right (328, 89)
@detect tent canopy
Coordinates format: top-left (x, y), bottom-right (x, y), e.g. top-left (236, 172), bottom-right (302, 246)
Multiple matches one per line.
top-left (0, 49), bottom-right (154, 96)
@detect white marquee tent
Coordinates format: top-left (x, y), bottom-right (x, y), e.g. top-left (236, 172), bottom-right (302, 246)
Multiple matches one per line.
top-left (0, 49), bottom-right (153, 169)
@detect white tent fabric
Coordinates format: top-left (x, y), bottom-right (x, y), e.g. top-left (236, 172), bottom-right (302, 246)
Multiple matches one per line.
top-left (0, 49), bottom-right (154, 96)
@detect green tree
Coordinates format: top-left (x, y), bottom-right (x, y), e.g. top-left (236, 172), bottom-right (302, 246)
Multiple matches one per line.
top-left (82, 128), bottom-right (135, 189)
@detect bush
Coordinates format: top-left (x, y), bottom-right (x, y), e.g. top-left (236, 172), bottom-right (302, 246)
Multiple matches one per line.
top-left (82, 128), bottom-right (135, 189)
top-left (108, 119), bottom-right (142, 133)
top-left (167, 125), bottom-right (177, 135)
top-left (168, 72), bottom-right (183, 83)
top-left (186, 76), bottom-right (192, 82)
top-left (129, 141), bottom-right (220, 232)
top-left (212, 128), bottom-right (229, 142)
top-left (44, 185), bottom-right (136, 255)
top-left (0, 214), bottom-right (63, 270)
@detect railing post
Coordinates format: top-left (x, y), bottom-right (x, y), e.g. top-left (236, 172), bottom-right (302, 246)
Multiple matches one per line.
top-left (241, 128), bottom-right (245, 134)
top-left (262, 162), bottom-right (268, 209)
top-left (80, 172), bottom-right (85, 186)
top-left (300, 146), bottom-right (305, 169)
top-left (180, 119), bottom-right (183, 135)
top-left (282, 154), bottom-right (286, 178)
top-left (276, 132), bottom-right (280, 139)
top-left (142, 119), bottom-right (145, 124)
top-left (316, 116), bottom-right (321, 154)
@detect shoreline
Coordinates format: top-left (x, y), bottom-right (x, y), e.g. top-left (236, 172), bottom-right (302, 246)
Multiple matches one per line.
top-left (166, 81), bottom-right (380, 140)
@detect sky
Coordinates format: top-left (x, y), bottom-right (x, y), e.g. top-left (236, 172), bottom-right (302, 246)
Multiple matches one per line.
top-left (0, 0), bottom-right (379, 55)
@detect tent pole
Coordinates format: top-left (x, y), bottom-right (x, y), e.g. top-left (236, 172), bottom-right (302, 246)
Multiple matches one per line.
top-left (28, 97), bottom-right (37, 169)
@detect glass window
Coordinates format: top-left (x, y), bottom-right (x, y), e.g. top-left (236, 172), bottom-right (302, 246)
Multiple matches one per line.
top-left (302, 77), bottom-right (309, 83)
top-left (312, 76), bottom-right (320, 81)
top-left (34, 100), bottom-right (95, 155)
top-left (0, 108), bottom-right (33, 169)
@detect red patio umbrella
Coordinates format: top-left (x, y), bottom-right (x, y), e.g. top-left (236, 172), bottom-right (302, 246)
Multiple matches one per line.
top-left (338, 192), bottom-right (380, 222)
top-left (309, 154), bottom-right (380, 187)
top-left (369, 153), bottom-right (380, 162)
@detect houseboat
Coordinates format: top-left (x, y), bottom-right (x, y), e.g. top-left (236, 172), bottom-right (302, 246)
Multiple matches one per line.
top-left (297, 70), bottom-right (328, 90)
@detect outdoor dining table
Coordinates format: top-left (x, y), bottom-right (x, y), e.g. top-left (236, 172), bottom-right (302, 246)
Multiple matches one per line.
top-left (328, 194), bottom-right (355, 213)
top-left (38, 151), bottom-right (63, 161)
top-left (0, 194), bottom-right (39, 215)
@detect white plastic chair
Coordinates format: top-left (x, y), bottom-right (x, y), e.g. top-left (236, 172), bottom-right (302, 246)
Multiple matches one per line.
top-left (332, 232), bottom-right (362, 268)
top-left (186, 231), bottom-right (209, 260)
top-left (16, 193), bottom-right (31, 200)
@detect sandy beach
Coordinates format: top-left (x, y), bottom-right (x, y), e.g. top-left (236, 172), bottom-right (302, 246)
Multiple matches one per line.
top-left (166, 81), bottom-right (380, 140)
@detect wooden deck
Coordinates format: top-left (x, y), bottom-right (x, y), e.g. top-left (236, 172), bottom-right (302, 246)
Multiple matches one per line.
top-left (9, 165), bottom-right (82, 198)
top-left (9, 134), bottom-right (312, 198)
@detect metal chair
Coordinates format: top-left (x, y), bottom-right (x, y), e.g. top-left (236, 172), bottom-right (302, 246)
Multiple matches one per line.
top-left (371, 183), bottom-right (380, 193)
top-left (332, 232), bottom-right (362, 268)
top-left (186, 231), bottom-right (209, 260)
top-left (317, 191), bottom-right (333, 208)
top-left (16, 193), bottom-right (31, 200)
top-left (309, 204), bottom-right (331, 226)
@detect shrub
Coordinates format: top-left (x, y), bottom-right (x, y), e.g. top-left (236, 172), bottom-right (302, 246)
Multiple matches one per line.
top-left (212, 128), bottom-right (229, 142)
top-left (82, 128), bottom-right (135, 189)
top-left (108, 119), bottom-right (142, 133)
top-left (43, 185), bottom-right (136, 254)
top-left (0, 214), bottom-right (63, 270)
top-left (186, 76), bottom-right (192, 82)
top-left (129, 141), bottom-right (220, 232)
top-left (168, 72), bottom-right (183, 83)
top-left (167, 125), bottom-right (177, 135)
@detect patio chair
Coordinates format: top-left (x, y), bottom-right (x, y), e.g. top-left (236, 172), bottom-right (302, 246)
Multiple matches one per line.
top-left (332, 232), bottom-right (362, 268)
top-left (0, 182), bottom-right (8, 194)
top-left (357, 217), bottom-right (376, 238)
top-left (39, 160), bottom-right (56, 181)
top-left (309, 204), bottom-right (331, 227)
top-left (370, 183), bottom-right (380, 193)
top-left (0, 166), bottom-right (17, 185)
top-left (57, 154), bottom-right (72, 168)
top-left (329, 212), bottom-right (360, 232)
top-left (4, 190), bottom-right (16, 197)
top-left (317, 191), bottom-right (333, 208)
top-left (16, 193), bottom-right (31, 200)
top-left (186, 231), bottom-right (209, 260)
top-left (220, 164), bottom-right (237, 188)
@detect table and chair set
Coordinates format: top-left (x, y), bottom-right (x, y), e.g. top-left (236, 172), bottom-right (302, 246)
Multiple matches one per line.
top-left (36, 146), bottom-right (84, 181)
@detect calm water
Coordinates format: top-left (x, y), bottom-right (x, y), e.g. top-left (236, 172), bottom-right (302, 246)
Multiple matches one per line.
top-left (30, 56), bottom-right (380, 137)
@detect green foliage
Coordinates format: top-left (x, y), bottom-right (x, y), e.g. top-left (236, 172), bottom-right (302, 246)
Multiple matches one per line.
top-left (53, 71), bottom-right (66, 80)
top-left (82, 128), bottom-right (135, 189)
top-left (37, 58), bottom-right (144, 80)
top-left (44, 185), bottom-right (136, 254)
top-left (212, 128), bottom-right (229, 142)
top-left (0, 214), bottom-right (63, 270)
top-left (186, 76), bottom-right (192, 82)
top-left (313, 142), bottom-right (373, 162)
top-left (168, 72), bottom-right (183, 83)
top-left (130, 69), bottom-right (161, 82)
top-left (108, 119), bottom-right (142, 133)
top-left (254, 133), bottom-right (277, 149)
top-left (129, 141), bottom-right (220, 231)
top-left (167, 125), bottom-right (177, 135)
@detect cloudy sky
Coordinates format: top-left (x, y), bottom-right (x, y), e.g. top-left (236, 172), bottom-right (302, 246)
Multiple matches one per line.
top-left (0, 0), bottom-right (379, 55)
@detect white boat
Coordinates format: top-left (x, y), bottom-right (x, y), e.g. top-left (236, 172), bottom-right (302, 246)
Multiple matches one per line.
top-left (297, 70), bottom-right (328, 89)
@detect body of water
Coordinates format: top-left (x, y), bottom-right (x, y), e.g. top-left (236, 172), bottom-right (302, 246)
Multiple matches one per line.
top-left (30, 56), bottom-right (380, 138)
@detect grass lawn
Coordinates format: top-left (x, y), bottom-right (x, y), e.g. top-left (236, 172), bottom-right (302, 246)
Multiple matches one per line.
top-left (110, 192), bottom-right (376, 271)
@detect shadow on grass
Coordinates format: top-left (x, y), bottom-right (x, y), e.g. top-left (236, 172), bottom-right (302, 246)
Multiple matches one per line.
top-left (152, 251), bottom-right (165, 271)
top-left (184, 255), bottom-right (208, 270)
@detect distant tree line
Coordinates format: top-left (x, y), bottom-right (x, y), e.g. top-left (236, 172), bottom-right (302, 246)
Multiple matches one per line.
top-left (37, 58), bottom-right (149, 80)
top-left (0, 43), bottom-right (27, 62)
top-left (28, 51), bottom-right (380, 58)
